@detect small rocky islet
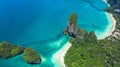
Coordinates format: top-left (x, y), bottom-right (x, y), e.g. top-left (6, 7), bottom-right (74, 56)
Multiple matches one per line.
top-left (0, 41), bottom-right (24, 59)
top-left (0, 41), bottom-right (41, 64)
top-left (23, 48), bottom-right (41, 64)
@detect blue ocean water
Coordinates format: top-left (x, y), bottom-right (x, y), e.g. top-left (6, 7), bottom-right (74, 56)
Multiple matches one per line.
top-left (0, 0), bottom-right (110, 67)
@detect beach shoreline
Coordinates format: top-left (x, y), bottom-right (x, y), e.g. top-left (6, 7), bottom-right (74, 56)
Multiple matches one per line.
top-left (96, 0), bottom-right (116, 39)
top-left (52, 1), bottom-right (117, 66)
top-left (52, 13), bottom-right (117, 67)
top-left (98, 13), bottom-right (116, 39)
top-left (109, 13), bottom-right (116, 32)
top-left (52, 42), bottom-right (72, 67)
top-left (103, 0), bottom-right (110, 6)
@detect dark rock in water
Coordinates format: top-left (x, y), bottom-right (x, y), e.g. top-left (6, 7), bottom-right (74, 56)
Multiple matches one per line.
top-left (23, 48), bottom-right (41, 64)
top-left (0, 41), bottom-right (25, 59)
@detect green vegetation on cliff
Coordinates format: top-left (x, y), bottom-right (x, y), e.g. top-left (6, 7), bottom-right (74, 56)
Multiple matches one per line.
top-left (64, 13), bottom-right (120, 67)
top-left (23, 48), bottom-right (41, 64)
top-left (0, 41), bottom-right (24, 59)
top-left (69, 13), bottom-right (78, 26)
top-left (10, 46), bottom-right (20, 55)
top-left (0, 41), bottom-right (41, 64)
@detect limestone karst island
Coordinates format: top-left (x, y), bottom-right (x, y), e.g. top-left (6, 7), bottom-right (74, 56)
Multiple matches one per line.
top-left (0, 0), bottom-right (120, 67)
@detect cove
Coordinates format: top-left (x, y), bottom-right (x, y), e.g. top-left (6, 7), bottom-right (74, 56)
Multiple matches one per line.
top-left (0, 0), bottom-right (111, 67)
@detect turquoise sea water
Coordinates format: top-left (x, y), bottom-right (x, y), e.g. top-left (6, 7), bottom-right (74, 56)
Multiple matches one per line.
top-left (0, 0), bottom-right (111, 67)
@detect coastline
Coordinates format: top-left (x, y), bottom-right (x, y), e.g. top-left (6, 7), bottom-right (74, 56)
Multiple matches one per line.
top-left (109, 13), bottom-right (116, 32)
top-left (51, 10), bottom-right (117, 67)
top-left (52, 42), bottom-right (72, 67)
top-left (103, 0), bottom-right (110, 7)
top-left (96, 0), bottom-right (116, 39)
top-left (52, 1), bottom-right (117, 67)
top-left (98, 13), bottom-right (116, 39)
top-left (59, 14), bottom-right (116, 67)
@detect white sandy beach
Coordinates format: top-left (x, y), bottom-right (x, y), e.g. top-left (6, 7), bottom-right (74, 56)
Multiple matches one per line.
top-left (52, 0), bottom-right (117, 66)
top-left (98, 13), bottom-right (116, 39)
top-left (109, 14), bottom-right (116, 32)
top-left (103, 0), bottom-right (110, 6)
top-left (52, 42), bottom-right (72, 67)
top-left (96, 0), bottom-right (116, 39)
top-left (52, 13), bottom-right (116, 67)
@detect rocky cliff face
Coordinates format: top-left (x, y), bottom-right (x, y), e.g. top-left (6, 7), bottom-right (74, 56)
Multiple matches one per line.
top-left (66, 20), bottom-right (79, 37)
top-left (65, 14), bottom-right (88, 39)
top-left (64, 14), bottom-right (97, 40)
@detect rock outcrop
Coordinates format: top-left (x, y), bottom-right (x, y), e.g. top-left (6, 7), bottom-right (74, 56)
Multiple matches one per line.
top-left (67, 20), bottom-right (79, 37)
top-left (64, 13), bottom-right (88, 39)
top-left (0, 41), bottom-right (24, 59)
top-left (64, 13), bottom-right (97, 40)
top-left (23, 48), bottom-right (41, 64)
top-left (0, 41), bottom-right (42, 65)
